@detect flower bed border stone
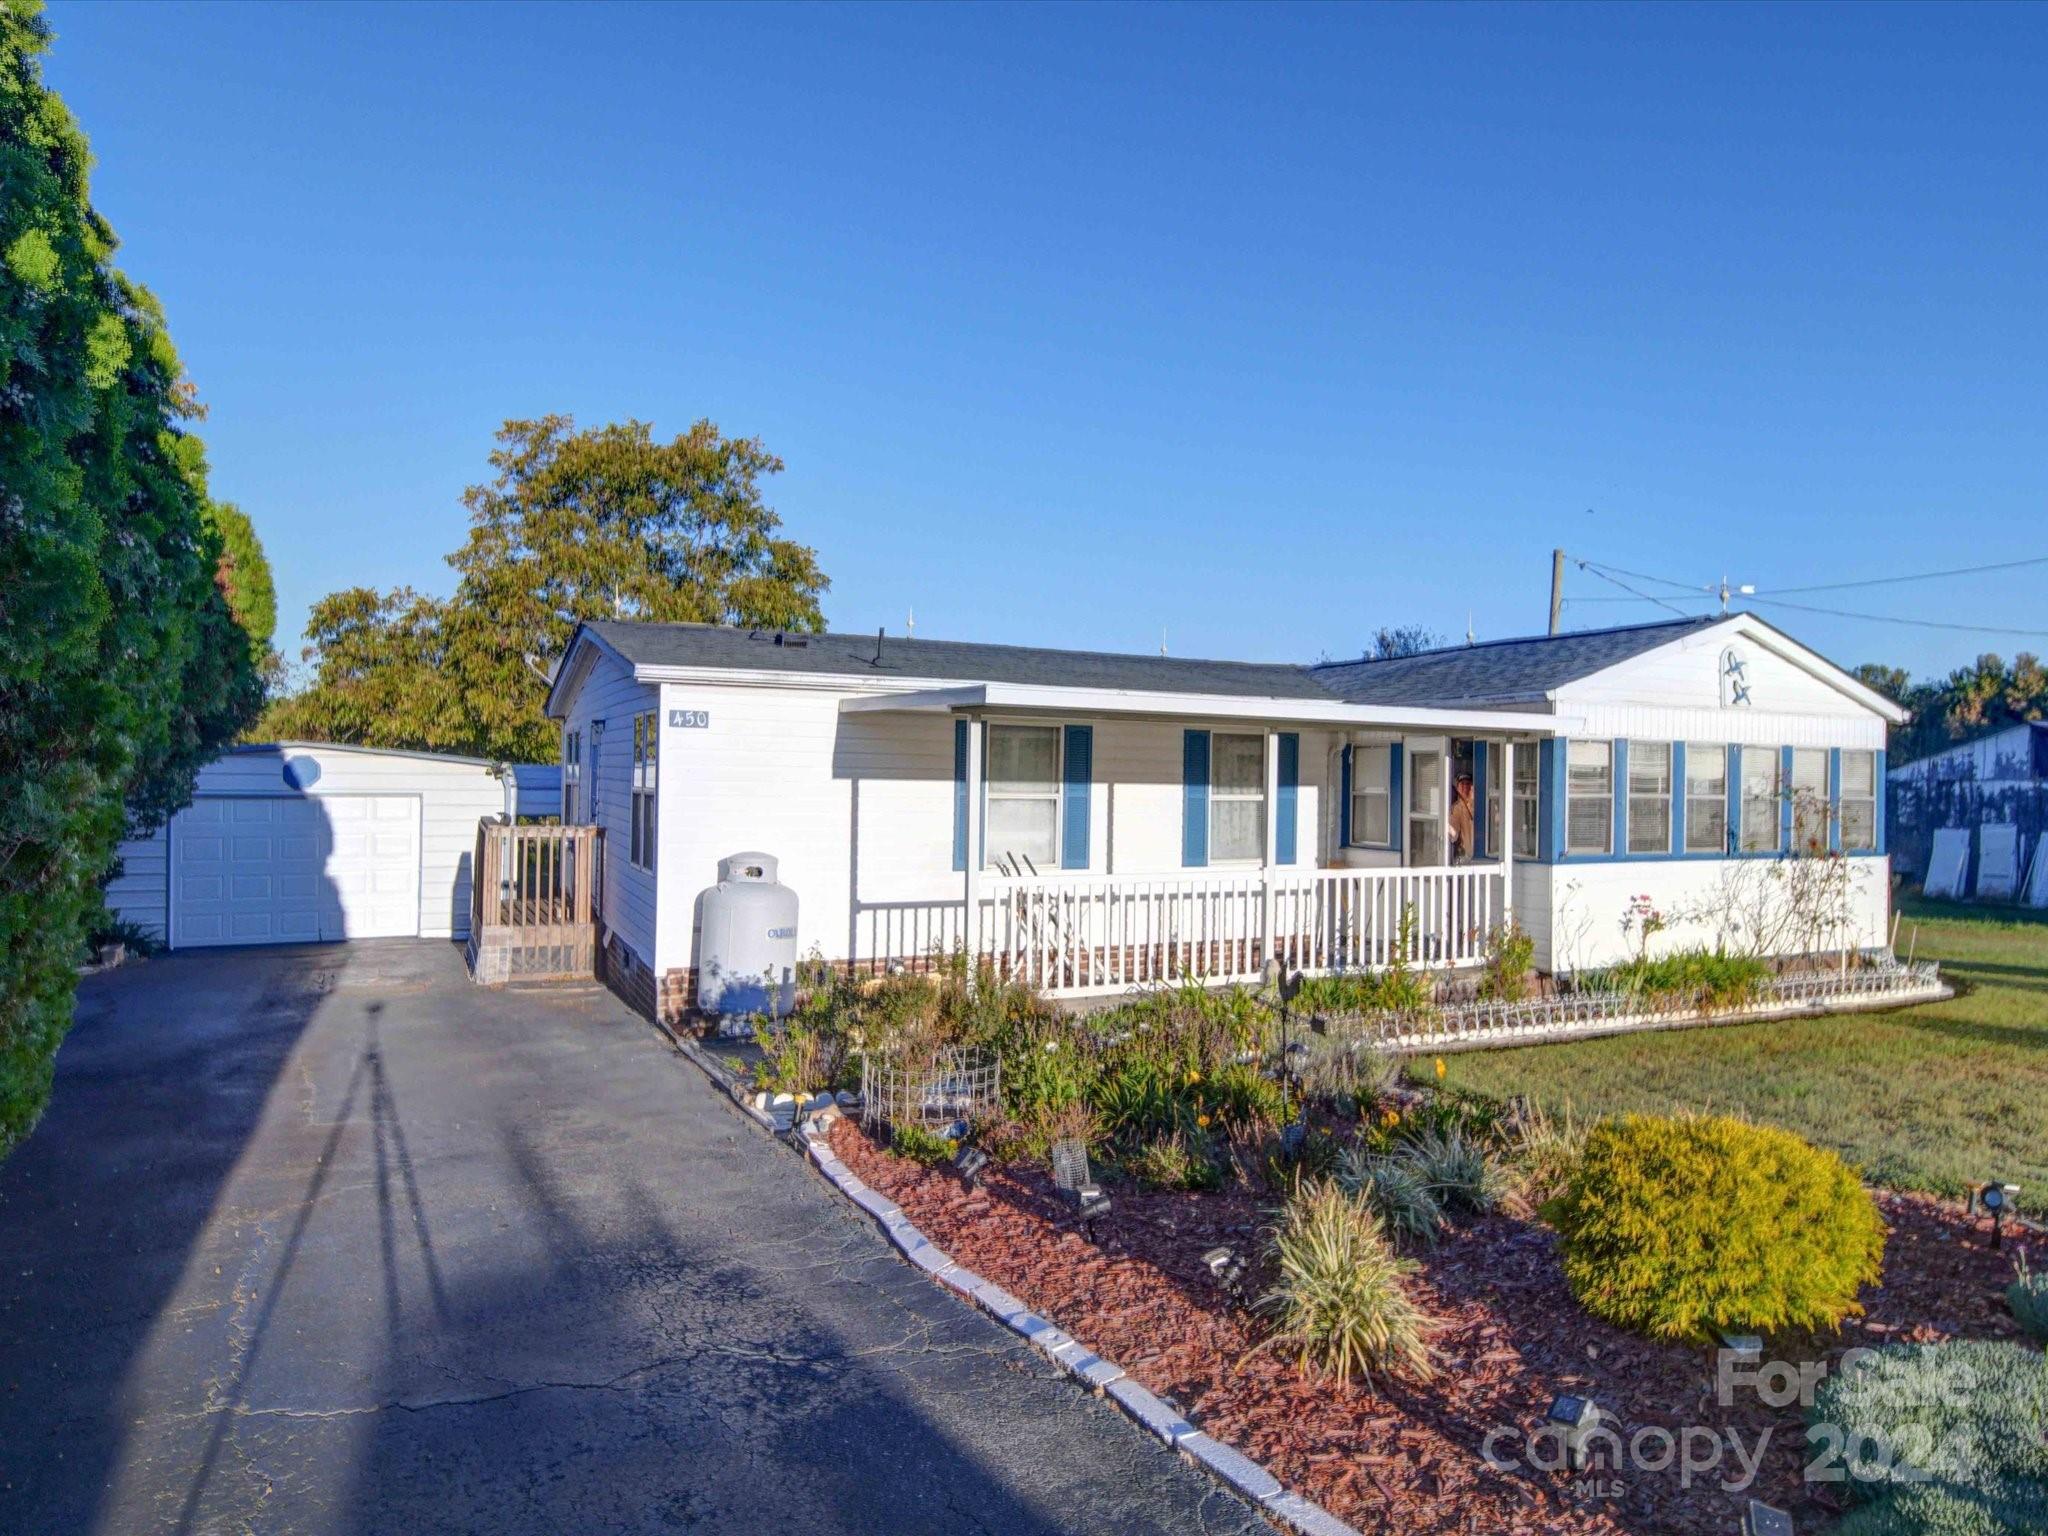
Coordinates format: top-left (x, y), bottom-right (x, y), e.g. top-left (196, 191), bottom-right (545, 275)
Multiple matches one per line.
top-left (789, 1113), bottom-right (1362, 1536)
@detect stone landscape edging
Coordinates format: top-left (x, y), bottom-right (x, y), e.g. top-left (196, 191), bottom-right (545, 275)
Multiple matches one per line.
top-left (675, 1021), bottom-right (1363, 1535)
top-left (791, 1114), bottom-right (1363, 1536)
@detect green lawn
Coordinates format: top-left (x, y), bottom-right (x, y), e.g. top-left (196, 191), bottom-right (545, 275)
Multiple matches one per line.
top-left (1435, 898), bottom-right (2048, 1212)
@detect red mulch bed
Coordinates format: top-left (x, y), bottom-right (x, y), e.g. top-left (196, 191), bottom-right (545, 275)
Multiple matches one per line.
top-left (829, 1120), bottom-right (2033, 1535)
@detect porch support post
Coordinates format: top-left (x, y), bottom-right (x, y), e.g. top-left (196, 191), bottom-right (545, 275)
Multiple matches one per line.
top-left (1499, 738), bottom-right (1515, 930)
top-left (1262, 729), bottom-right (1280, 965)
top-left (963, 717), bottom-right (983, 965)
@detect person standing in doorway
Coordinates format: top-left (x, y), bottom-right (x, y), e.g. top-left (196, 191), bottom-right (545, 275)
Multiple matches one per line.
top-left (1448, 772), bottom-right (1477, 863)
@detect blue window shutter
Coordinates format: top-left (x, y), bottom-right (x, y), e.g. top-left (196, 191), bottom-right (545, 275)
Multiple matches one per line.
top-left (1061, 726), bottom-right (1093, 870)
top-left (1828, 748), bottom-right (1843, 854)
top-left (1540, 739), bottom-right (1566, 862)
top-left (1389, 744), bottom-right (1405, 855)
top-left (1471, 743), bottom-right (1489, 860)
top-left (1874, 749), bottom-right (1888, 855)
top-left (1339, 745), bottom-right (1353, 847)
top-left (1183, 730), bottom-right (1210, 867)
top-left (1779, 745), bottom-right (1795, 856)
top-left (952, 720), bottom-right (968, 872)
top-left (1276, 733), bottom-right (1299, 865)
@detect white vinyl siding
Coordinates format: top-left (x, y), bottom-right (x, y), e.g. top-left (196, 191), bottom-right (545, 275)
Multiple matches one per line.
top-left (1739, 745), bottom-right (1781, 853)
top-left (1841, 749), bottom-right (1877, 852)
top-left (1791, 748), bottom-right (1829, 852)
top-left (1349, 744), bottom-right (1391, 846)
top-left (1210, 732), bottom-right (1265, 863)
top-left (1565, 740), bottom-right (1612, 856)
top-left (985, 724), bottom-right (1061, 871)
top-left (1684, 743), bottom-right (1728, 854)
top-left (1626, 741), bottom-right (1672, 855)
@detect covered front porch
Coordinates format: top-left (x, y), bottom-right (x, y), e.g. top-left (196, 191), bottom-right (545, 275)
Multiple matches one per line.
top-left (839, 681), bottom-right (1563, 998)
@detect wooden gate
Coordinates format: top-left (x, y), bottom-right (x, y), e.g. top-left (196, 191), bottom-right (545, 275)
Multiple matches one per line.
top-left (467, 821), bottom-right (603, 983)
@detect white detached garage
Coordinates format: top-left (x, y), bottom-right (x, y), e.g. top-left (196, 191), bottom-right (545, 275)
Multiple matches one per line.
top-left (109, 743), bottom-right (538, 949)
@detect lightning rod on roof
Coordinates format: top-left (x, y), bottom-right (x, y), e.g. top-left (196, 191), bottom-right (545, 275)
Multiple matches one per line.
top-left (1466, 612), bottom-right (1475, 646)
top-left (906, 606), bottom-right (915, 637)
top-left (1160, 627), bottom-right (1168, 657)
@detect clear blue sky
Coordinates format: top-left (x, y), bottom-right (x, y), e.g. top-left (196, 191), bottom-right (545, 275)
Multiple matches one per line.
top-left (44, 1), bottom-right (2048, 681)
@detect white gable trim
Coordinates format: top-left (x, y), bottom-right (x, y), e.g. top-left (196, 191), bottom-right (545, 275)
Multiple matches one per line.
top-left (1554, 615), bottom-right (1907, 724)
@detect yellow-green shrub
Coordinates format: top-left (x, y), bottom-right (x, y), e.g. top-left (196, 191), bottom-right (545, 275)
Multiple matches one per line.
top-left (1549, 1113), bottom-right (1885, 1343)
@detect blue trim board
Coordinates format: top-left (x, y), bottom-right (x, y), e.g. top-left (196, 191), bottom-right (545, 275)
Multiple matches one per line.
top-left (1339, 745), bottom-right (1353, 847)
top-left (1779, 745), bottom-right (1795, 855)
top-left (952, 719), bottom-right (968, 872)
top-left (1182, 729), bottom-right (1210, 867)
top-left (1471, 740), bottom-right (1488, 860)
top-left (1835, 753), bottom-right (1851, 860)
top-left (1061, 725), bottom-right (1093, 870)
top-left (1538, 739), bottom-right (1564, 863)
top-left (1671, 740), bottom-right (1689, 855)
top-left (1389, 743), bottom-right (1405, 856)
top-left (1275, 732), bottom-right (1299, 865)
top-left (1610, 739), bottom-right (1628, 858)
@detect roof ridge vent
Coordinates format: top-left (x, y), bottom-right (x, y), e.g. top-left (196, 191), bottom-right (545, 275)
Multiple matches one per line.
top-left (747, 629), bottom-right (809, 648)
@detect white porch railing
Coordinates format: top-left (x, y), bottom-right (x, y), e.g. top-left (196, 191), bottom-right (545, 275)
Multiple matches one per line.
top-left (853, 864), bottom-right (1505, 999)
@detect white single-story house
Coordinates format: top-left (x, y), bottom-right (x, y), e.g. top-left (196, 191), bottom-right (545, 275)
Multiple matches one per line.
top-left (109, 743), bottom-right (556, 948)
top-left (543, 612), bottom-right (1906, 1020)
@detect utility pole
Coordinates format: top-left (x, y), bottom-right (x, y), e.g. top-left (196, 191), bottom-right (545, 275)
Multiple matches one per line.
top-left (1548, 549), bottom-right (1565, 635)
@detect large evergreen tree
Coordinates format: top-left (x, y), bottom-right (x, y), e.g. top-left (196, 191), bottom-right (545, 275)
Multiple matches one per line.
top-left (0, 1), bottom-right (263, 1157)
top-left (264, 415), bottom-right (830, 761)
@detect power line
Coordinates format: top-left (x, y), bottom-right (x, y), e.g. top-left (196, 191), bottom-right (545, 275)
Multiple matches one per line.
top-left (1746, 594), bottom-right (2048, 640)
top-left (1573, 557), bottom-right (1710, 595)
top-left (1572, 560), bottom-right (1697, 618)
top-left (1757, 553), bottom-right (2048, 596)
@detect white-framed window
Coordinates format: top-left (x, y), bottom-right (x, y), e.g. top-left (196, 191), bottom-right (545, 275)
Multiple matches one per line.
top-left (1565, 740), bottom-right (1613, 855)
top-left (562, 728), bottom-right (582, 824)
top-left (1841, 749), bottom-right (1878, 852)
top-left (1210, 732), bottom-right (1266, 863)
top-left (630, 713), bottom-right (657, 870)
top-left (1684, 742), bottom-right (1728, 853)
top-left (1513, 747), bottom-right (1539, 859)
top-left (1626, 740), bottom-right (1673, 855)
top-left (1739, 745), bottom-right (1781, 853)
top-left (986, 724), bottom-right (1061, 871)
top-left (1791, 749), bottom-right (1830, 852)
top-left (1349, 743), bottom-right (1392, 846)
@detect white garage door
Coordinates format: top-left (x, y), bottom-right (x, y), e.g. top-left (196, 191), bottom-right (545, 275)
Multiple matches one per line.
top-left (172, 796), bottom-right (421, 947)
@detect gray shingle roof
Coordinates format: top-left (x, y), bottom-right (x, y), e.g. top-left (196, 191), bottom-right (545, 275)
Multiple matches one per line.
top-left (1310, 616), bottom-right (1725, 706)
top-left (579, 614), bottom-right (1742, 708)
top-left (581, 621), bottom-right (1340, 700)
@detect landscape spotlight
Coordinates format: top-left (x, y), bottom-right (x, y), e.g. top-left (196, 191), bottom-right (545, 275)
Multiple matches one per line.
top-left (1977, 1182), bottom-right (2021, 1249)
top-left (1202, 1245), bottom-right (1247, 1296)
top-left (1743, 1500), bottom-right (1793, 1536)
top-left (1064, 1181), bottom-right (1112, 1239)
top-left (953, 1144), bottom-right (990, 1189)
top-left (1545, 1393), bottom-right (1602, 1471)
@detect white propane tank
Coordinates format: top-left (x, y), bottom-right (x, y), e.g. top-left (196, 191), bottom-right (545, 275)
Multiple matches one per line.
top-left (697, 851), bottom-right (799, 1019)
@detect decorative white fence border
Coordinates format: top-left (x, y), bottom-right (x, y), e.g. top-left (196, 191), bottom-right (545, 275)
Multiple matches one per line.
top-left (1312, 958), bottom-right (1950, 1055)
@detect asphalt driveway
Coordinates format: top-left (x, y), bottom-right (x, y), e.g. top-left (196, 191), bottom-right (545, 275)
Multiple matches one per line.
top-left (0, 942), bottom-right (1269, 1536)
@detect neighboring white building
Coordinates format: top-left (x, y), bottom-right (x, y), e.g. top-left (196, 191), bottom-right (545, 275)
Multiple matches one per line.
top-left (544, 613), bottom-right (1906, 1021)
top-left (108, 743), bottom-right (553, 948)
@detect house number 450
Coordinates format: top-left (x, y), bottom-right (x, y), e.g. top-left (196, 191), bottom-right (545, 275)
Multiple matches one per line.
top-left (668, 709), bottom-right (710, 729)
